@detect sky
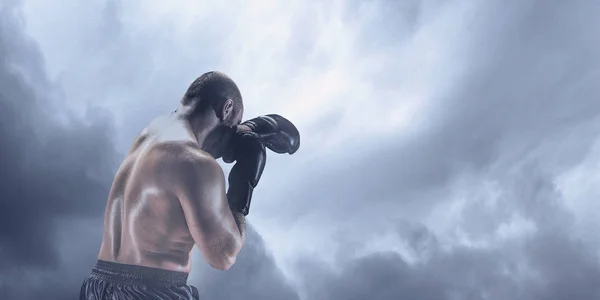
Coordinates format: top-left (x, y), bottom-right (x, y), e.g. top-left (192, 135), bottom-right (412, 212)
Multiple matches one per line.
top-left (1, 0), bottom-right (600, 299)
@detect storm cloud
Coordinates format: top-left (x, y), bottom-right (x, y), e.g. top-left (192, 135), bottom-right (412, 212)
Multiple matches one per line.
top-left (0, 0), bottom-right (117, 269)
top-left (2, 0), bottom-right (600, 299)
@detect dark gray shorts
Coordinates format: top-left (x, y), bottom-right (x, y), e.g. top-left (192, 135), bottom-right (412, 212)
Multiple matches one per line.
top-left (80, 260), bottom-right (199, 300)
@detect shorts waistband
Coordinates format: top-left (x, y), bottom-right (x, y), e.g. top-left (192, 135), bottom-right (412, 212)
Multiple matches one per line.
top-left (91, 260), bottom-right (188, 286)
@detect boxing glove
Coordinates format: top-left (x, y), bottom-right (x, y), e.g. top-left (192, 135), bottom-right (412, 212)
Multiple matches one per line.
top-left (226, 131), bottom-right (266, 216)
top-left (241, 114), bottom-right (300, 155)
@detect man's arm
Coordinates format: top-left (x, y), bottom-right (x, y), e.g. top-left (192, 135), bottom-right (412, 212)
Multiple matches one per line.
top-left (174, 152), bottom-right (245, 270)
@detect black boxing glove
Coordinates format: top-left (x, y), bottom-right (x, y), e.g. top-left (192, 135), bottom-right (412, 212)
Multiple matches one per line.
top-left (241, 114), bottom-right (301, 155)
top-left (226, 131), bottom-right (266, 216)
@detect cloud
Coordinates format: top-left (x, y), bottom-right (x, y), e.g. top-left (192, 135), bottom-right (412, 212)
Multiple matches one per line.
top-left (290, 166), bottom-right (600, 300)
top-left (0, 2), bottom-right (120, 299)
top-left (281, 1), bottom-right (600, 299)
top-left (234, 0), bottom-right (600, 298)
top-left (262, 0), bottom-right (600, 242)
top-left (5, 0), bottom-right (600, 299)
top-left (0, 0), bottom-right (117, 270)
top-left (299, 234), bottom-right (598, 300)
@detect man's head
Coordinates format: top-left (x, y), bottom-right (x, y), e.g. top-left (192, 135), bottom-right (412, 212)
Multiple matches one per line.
top-left (179, 71), bottom-right (244, 158)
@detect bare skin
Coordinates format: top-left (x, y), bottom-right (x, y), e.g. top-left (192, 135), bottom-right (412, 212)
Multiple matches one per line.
top-left (98, 101), bottom-right (246, 273)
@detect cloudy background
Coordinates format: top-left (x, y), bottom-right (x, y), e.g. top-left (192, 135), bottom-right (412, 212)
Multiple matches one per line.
top-left (1, 0), bottom-right (600, 299)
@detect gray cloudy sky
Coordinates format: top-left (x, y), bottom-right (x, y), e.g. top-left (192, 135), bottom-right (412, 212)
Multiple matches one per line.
top-left (1, 0), bottom-right (600, 299)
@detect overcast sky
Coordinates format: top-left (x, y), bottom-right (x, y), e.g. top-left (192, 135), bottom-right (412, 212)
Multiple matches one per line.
top-left (2, 0), bottom-right (600, 299)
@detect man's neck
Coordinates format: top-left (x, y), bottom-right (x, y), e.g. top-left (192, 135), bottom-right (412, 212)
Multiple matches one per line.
top-left (172, 110), bottom-right (214, 149)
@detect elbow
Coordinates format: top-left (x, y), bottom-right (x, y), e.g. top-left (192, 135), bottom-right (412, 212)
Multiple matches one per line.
top-left (209, 239), bottom-right (243, 271)
top-left (210, 254), bottom-right (237, 271)
top-left (204, 234), bottom-right (243, 270)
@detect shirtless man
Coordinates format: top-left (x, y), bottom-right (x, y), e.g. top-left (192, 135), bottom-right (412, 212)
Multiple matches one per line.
top-left (79, 71), bottom-right (300, 300)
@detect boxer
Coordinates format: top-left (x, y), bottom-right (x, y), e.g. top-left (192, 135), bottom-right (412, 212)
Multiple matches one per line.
top-left (79, 71), bottom-right (300, 300)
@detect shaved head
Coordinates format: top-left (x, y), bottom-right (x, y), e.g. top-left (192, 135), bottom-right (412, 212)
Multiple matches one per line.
top-left (181, 71), bottom-right (244, 125)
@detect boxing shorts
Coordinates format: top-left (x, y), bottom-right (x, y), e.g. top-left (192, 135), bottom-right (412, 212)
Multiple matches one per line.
top-left (80, 260), bottom-right (199, 300)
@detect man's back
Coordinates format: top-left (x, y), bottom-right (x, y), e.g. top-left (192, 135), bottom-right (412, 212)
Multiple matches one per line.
top-left (98, 116), bottom-right (200, 273)
top-left (81, 71), bottom-right (255, 300)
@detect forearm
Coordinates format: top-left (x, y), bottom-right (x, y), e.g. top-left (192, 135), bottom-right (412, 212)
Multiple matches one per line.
top-left (207, 209), bottom-right (245, 270)
top-left (226, 180), bottom-right (247, 244)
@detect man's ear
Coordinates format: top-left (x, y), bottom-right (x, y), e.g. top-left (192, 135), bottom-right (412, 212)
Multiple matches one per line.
top-left (221, 99), bottom-right (234, 121)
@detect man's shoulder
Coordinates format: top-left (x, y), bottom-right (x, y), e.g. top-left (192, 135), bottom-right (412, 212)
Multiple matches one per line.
top-left (150, 141), bottom-right (222, 178)
top-left (150, 141), bottom-right (212, 163)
